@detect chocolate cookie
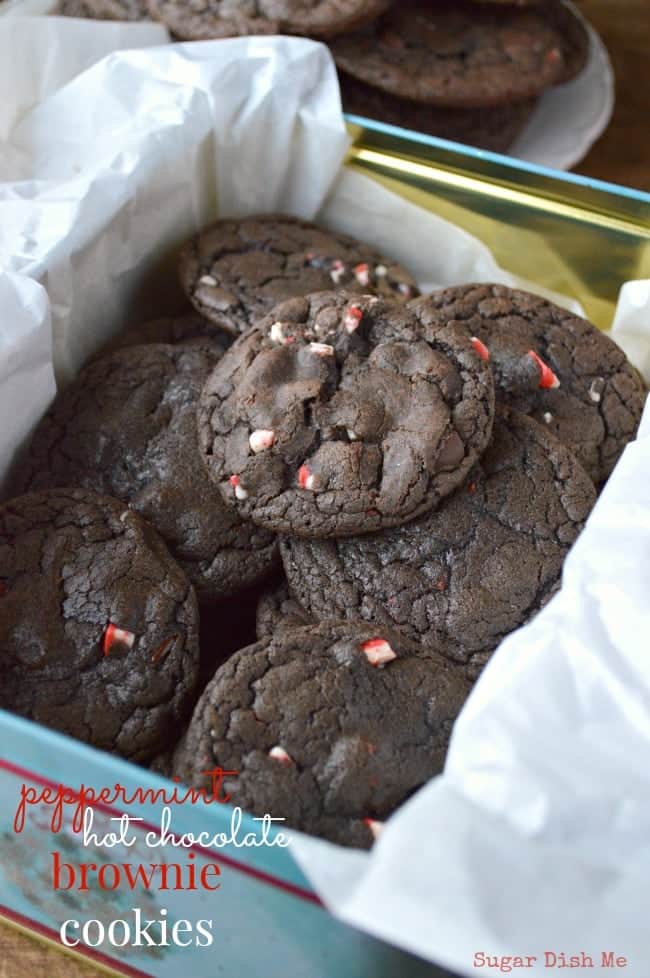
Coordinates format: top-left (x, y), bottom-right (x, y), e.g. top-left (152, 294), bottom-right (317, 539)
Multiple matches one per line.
top-left (146, 0), bottom-right (391, 41)
top-left (0, 489), bottom-right (199, 761)
top-left (85, 0), bottom-right (147, 18)
top-left (281, 409), bottom-right (596, 672)
top-left (172, 623), bottom-right (470, 847)
top-left (197, 290), bottom-right (495, 537)
top-left (11, 344), bottom-right (277, 601)
top-left (103, 312), bottom-right (232, 356)
top-left (340, 72), bottom-right (538, 153)
top-left (178, 216), bottom-right (419, 337)
top-left (255, 579), bottom-right (313, 639)
top-left (331, 0), bottom-right (589, 108)
top-left (410, 284), bottom-right (647, 484)
top-left (54, 0), bottom-right (96, 15)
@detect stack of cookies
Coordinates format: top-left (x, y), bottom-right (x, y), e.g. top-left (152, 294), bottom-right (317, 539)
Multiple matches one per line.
top-left (2, 215), bottom-right (645, 847)
top-left (52, 0), bottom-right (591, 154)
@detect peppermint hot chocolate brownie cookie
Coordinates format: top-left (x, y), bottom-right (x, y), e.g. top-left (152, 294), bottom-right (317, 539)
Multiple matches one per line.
top-left (281, 409), bottom-right (596, 671)
top-left (172, 623), bottom-right (470, 847)
top-left (0, 490), bottom-right (199, 761)
top-left (179, 216), bottom-right (419, 336)
top-left (197, 290), bottom-right (495, 537)
top-left (11, 344), bottom-right (277, 601)
top-left (104, 311), bottom-right (232, 355)
top-left (56, 0), bottom-right (147, 17)
top-left (255, 579), bottom-right (313, 639)
top-left (410, 284), bottom-right (647, 484)
top-left (331, 0), bottom-right (588, 108)
top-left (339, 72), bottom-right (538, 153)
top-left (146, 0), bottom-right (391, 41)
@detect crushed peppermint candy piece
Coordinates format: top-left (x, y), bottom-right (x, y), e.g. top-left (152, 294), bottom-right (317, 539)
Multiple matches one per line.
top-left (398, 283), bottom-right (413, 298)
top-left (543, 412), bottom-right (553, 424)
top-left (343, 305), bottom-right (363, 333)
top-left (199, 274), bottom-right (217, 287)
top-left (363, 818), bottom-right (384, 840)
top-left (270, 321), bottom-right (295, 345)
top-left (588, 379), bottom-right (603, 403)
top-left (249, 429), bottom-right (276, 453)
top-left (528, 351), bottom-right (560, 390)
top-left (375, 264), bottom-right (387, 277)
top-left (229, 474), bottom-right (249, 500)
top-left (102, 623), bottom-right (135, 657)
top-left (361, 638), bottom-right (397, 667)
top-left (354, 262), bottom-right (370, 286)
top-left (297, 465), bottom-right (318, 491)
top-left (151, 635), bottom-right (178, 664)
top-left (471, 336), bottom-right (490, 362)
top-left (330, 259), bottom-right (346, 285)
top-left (347, 429), bottom-right (359, 441)
top-left (309, 342), bottom-right (335, 358)
top-left (268, 746), bottom-right (294, 765)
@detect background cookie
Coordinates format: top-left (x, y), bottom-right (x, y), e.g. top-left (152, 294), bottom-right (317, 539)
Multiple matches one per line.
top-left (255, 579), bottom-right (313, 640)
top-left (102, 311), bottom-right (233, 356)
top-left (11, 344), bottom-right (278, 601)
top-left (172, 622), bottom-right (470, 848)
top-left (411, 284), bottom-right (647, 484)
top-left (281, 409), bottom-right (597, 671)
top-left (0, 490), bottom-right (199, 762)
top-left (331, 0), bottom-right (588, 108)
top-left (146, 0), bottom-right (392, 40)
top-left (198, 290), bottom-right (495, 537)
top-left (339, 72), bottom-right (539, 152)
top-left (179, 215), bottom-right (419, 336)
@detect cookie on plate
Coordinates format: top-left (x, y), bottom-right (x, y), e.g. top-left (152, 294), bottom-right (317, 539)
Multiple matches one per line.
top-left (0, 490), bottom-right (199, 761)
top-left (197, 290), bottom-right (495, 537)
top-left (10, 344), bottom-right (278, 602)
top-left (281, 409), bottom-right (596, 672)
top-left (331, 0), bottom-right (589, 108)
top-left (146, 0), bottom-right (392, 40)
top-left (172, 622), bottom-right (470, 848)
top-left (339, 72), bottom-right (539, 153)
top-left (410, 284), bottom-right (647, 484)
top-left (179, 215), bottom-right (419, 337)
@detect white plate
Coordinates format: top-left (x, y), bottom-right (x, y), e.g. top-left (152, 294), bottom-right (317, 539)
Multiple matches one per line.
top-left (509, 4), bottom-right (614, 170)
top-left (1, 0), bottom-right (614, 174)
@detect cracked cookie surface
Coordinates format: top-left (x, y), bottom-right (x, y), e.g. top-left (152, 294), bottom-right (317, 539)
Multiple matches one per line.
top-left (178, 215), bottom-right (419, 337)
top-left (256, 579), bottom-right (313, 639)
top-left (411, 284), bottom-right (647, 484)
top-left (0, 489), bottom-right (199, 761)
top-left (281, 409), bottom-right (597, 669)
top-left (198, 290), bottom-right (495, 537)
top-left (56, 0), bottom-right (148, 17)
top-left (11, 344), bottom-right (277, 601)
top-left (331, 0), bottom-right (588, 108)
top-left (172, 622), bottom-right (470, 847)
top-left (146, 0), bottom-right (391, 40)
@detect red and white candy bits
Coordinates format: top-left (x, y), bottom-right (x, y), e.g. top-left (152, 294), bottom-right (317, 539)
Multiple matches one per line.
top-left (363, 818), bottom-right (384, 840)
top-left (471, 336), bottom-right (490, 362)
top-left (528, 350), bottom-right (560, 390)
top-left (360, 638), bottom-right (397, 667)
top-left (330, 259), bottom-right (346, 285)
top-left (229, 474), bottom-right (248, 500)
top-left (249, 429), bottom-right (276, 453)
top-left (102, 623), bottom-right (135, 657)
top-left (309, 342), bottom-right (335, 358)
top-left (268, 745), bottom-right (294, 765)
top-left (343, 305), bottom-right (363, 334)
top-left (353, 262), bottom-right (370, 287)
top-left (297, 465), bottom-right (318, 491)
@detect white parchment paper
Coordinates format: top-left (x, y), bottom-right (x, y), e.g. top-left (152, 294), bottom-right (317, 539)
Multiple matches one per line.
top-left (0, 22), bottom-right (648, 978)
